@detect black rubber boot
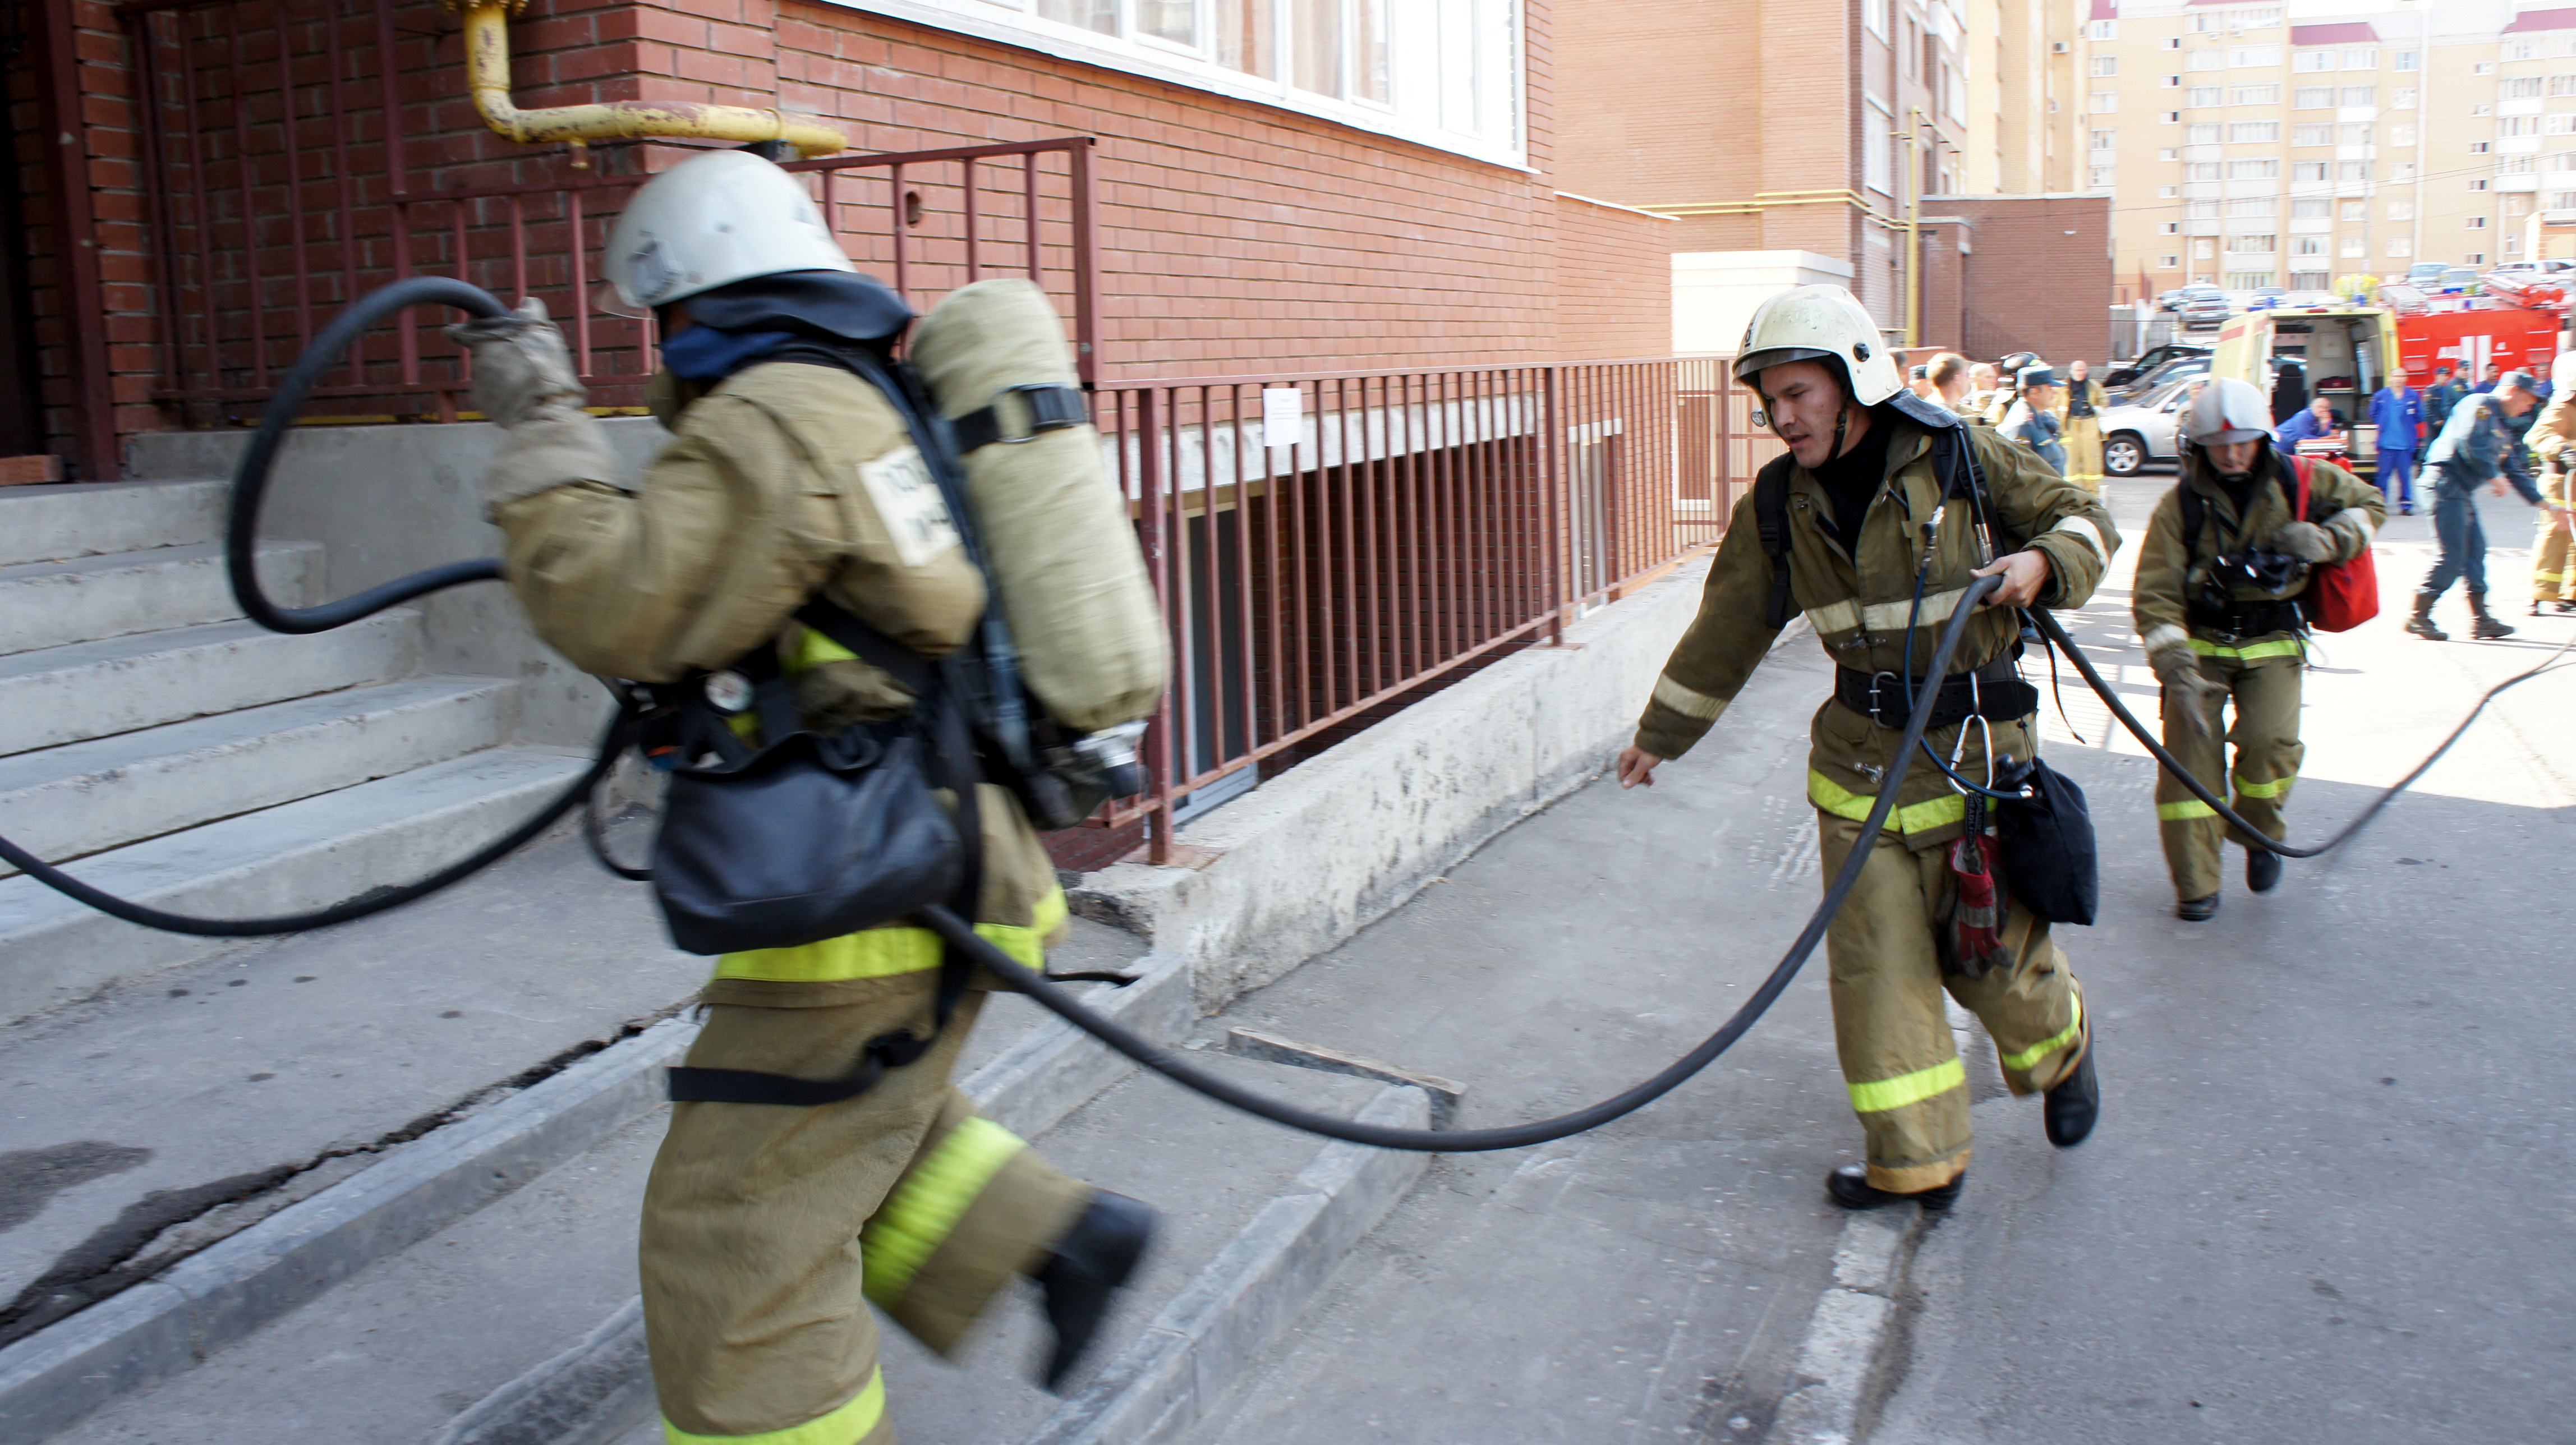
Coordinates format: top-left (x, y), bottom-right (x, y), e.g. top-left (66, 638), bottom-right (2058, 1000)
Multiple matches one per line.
top-left (2468, 592), bottom-right (2516, 640)
top-left (1031, 1191), bottom-right (1157, 1393)
top-left (2176, 894), bottom-right (2221, 922)
top-left (1827, 1163), bottom-right (1963, 1212)
top-left (2043, 1032), bottom-right (2099, 1148)
top-left (2404, 590), bottom-right (2449, 641)
top-left (2246, 846), bottom-right (2282, 894)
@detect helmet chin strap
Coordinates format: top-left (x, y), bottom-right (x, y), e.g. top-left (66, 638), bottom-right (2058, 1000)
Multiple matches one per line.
top-left (1830, 401), bottom-right (1852, 461)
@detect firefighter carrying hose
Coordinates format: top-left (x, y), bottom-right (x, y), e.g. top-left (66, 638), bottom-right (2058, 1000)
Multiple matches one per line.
top-left (2525, 349), bottom-right (2576, 616)
top-left (2131, 376), bottom-right (2385, 922)
top-left (1618, 285), bottom-right (2113, 1211)
top-left (444, 150), bottom-right (1153, 1444)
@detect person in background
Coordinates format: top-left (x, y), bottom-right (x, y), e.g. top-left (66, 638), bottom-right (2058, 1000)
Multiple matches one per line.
top-left (1927, 352), bottom-right (1974, 413)
top-left (2423, 363), bottom-right (2463, 439)
top-left (2057, 360), bottom-right (2109, 493)
top-left (2368, 371), bottom-right (2425, 517)
top-left (2408, 369), bottom-right (2557, 641)
top-left (2473, 362), bottom-right (2504, 395)
top-left (1961, 362), bottom-right (2002, 426)
top-left (1985, 351), bottom-right (2039, 425)
top-left (2273, 394), bottom-right (2345, 453)
top-left (2002, 365), bottom-right (2068, 474)
top-left (1909, 363), bottom-right (1936, 402)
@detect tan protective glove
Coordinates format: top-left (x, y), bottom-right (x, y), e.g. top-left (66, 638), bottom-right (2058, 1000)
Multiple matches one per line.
top-left (444, 298), bottom-right (588, 429)
top-left (2271, 519), bottom-right (2335, 563)
top-left (2149, 642), bottom-right (2224, 743)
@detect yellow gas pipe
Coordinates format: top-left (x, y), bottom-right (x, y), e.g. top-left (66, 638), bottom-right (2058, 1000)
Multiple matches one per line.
top-left (448, 0), bottom-right (845, 160)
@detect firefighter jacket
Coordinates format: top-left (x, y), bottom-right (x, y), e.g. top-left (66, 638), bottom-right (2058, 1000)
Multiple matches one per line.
top-left (2527, 385), bottom-right (2576, 464)
top-left (490, 360), bottom-right (1066, 1007)
top-left (2131, 450), bottom-right (2384, 664)
top-left (2051, 379), bottom-right (2108, 422)
top-left (1634, 418), bottom-right (2118, 851)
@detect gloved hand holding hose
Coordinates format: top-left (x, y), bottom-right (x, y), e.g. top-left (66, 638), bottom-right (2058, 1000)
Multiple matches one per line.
top-left (444, 299), bottom-right (620, 513)
top-left (2149, 641), bottom-right (2224, 743)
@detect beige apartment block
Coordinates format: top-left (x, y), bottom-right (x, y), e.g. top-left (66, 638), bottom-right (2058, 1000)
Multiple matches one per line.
top-left (2085, 0), bottom-right (2576, 300)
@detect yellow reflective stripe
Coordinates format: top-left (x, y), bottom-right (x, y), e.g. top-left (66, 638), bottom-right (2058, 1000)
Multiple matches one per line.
top-left (862, 1119), bottom-right (1026, 1308)
top-left (2050, 513), bottom-right (2114, 559)
top-left (715, 888), bottom-right (1068, 983)
top-left (2188, 637), bottom-right (2305, 661)
top-left (662, 1368), bottom-right (884, 1445)
top-left (2158, 798), bottom-right (2219, 820)
top-left (1807, 597), bottom-right (1863, 633)
top-left (791, 625), bottom-right (858, 670)
top-left (1847, 1056), bottom-right (1966, 1113)
top-left (2234, 773), bottom-right (2296, 799)
top-left (1652, 673), bottom-right (1728, 722)
top-left (2002, 995), bottom-right (2084, 1074)
top-left (2141, 623), bottom-right (2192, 657)
top-left (1806, 769), bottom-right (1968, 835)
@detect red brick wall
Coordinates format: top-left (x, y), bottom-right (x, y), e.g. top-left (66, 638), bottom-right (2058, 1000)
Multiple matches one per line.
top-left (11, 0), bottom-right (1685, 471)
top-left (1553, 193), bottom-right (1673, 361)
top-left (1919, 195), bottom-right (2114, 370)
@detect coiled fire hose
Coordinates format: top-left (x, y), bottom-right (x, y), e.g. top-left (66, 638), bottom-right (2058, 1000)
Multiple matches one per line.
top-left (0, 277), bottom-right (2564, 1151)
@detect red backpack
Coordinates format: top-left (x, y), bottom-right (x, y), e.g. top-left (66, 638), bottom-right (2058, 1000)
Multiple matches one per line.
top-left (2287, 456), bottom-right (2380, 632)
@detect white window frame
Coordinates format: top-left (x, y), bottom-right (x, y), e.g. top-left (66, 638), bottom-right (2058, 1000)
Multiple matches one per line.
top-left (817, 0), bottom-right (1527, 167)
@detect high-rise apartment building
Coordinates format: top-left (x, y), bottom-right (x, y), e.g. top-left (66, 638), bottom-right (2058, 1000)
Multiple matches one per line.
top-left (2086, 0), bottom-right (2576, 298)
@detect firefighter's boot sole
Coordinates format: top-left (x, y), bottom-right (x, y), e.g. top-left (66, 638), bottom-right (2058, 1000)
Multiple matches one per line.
top-left (1826, 1163), bottom-right (1963, 1212)
top-left (2044, 1034), bottom-right (2100, 1148)
top-left (2246, 846), bottom-right (2283, 894)
top-left (1033, 1190), bottom-right (1157, 1393)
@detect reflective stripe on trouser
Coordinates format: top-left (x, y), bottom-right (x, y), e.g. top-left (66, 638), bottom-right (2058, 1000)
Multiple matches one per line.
top-left (640, 985), bottom-right (1092, 1442)
top-left (2062, 416), bottom-right (2103, 490)
top-left (2537, 484), bottom-right (2574, 601)
top-left (1814, 811), bottom-right (2089, 1194)
top-left (2155, 645), bottom-right (2304, 903)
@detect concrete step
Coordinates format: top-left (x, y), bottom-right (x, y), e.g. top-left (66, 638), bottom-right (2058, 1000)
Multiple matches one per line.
top-left (0, 612), bottom-right (421, 758)
top-left (0, 677), bottom-right (517, 874)
top-left (0, 480), bottom-right (226, 568)
top-left (0, 541), bottom-right (322, 657)
top-left (0, 748), bottom-right (594, 1023)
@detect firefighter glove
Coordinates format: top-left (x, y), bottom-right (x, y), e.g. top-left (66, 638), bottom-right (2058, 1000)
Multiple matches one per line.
top-left (2271, 519), bottom-right (2335, 563)
top-left (2149, 642), bottom-right (2224, 742)
top-left (445, 299), bottom-right (588, 430)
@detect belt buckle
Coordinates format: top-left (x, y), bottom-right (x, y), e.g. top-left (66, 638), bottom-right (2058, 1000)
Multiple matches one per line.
top-left (1867, 670), bottom-right (1902, 726)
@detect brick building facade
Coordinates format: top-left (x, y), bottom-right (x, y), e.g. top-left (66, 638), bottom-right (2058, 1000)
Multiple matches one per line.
top-left (8, 0), bottom-right (1673, 479)
top-left (1920, 192), bottom-right (2117, 366)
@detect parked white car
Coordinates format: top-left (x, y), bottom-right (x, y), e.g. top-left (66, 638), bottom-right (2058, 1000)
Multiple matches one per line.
top-left (2098, 378), bottom-right (2197, 477)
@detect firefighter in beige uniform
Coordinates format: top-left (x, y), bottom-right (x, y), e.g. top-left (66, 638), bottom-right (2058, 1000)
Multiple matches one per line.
top-left (448, 152), bottom-right (1152, 1445)
top-left (2526, 352), bottom-right (2576, 615)
top-left (1617, 286), bottom-right (2112, 1210)
top-left (2131, 376), bottom-right (2385, 921)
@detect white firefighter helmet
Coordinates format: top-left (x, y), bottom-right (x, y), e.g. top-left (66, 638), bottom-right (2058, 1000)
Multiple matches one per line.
top-left (2184, 375), bottom-right (2273, 447)
top-left (1736, 285), bottom-right (1905, 406)
top-left (603, 150), bottom-right (854, 310)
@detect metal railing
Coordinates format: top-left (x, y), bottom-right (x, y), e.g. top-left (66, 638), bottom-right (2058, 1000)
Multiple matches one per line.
top-left (125, 0), bottom-right (1096, 419)
top-left (1100, 355), bottom-right (1773, 861)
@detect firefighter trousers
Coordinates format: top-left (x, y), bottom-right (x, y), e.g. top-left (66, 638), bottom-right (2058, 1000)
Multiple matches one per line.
top-left (1815, 811), bottom-right (2089, 1194)
top-left (2062, 416), bottom-right (2104, 491)
top-left (640, 983), bottom-right (1093, 1444)
top-left (2155, 641), bottom-right (2303, 903)
top-left (2535, 470), bottom-right (2573, 602)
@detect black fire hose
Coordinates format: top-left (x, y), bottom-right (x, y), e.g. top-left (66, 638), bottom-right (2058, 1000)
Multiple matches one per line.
top-left (2029, 609), bottom-right (2575, 859)
top-left (0, 275), bottom-right (634, 937)
top-left (912, 576), bottom-right (2007, 1154)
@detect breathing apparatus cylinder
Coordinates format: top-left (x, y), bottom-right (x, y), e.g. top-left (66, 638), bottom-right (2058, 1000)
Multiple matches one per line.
top-left (908, 279), bottom-right (1168, 738)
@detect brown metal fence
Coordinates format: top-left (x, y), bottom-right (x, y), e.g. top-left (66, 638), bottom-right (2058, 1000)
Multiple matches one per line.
top-left (1099, 355), bottom-right (1776, 859)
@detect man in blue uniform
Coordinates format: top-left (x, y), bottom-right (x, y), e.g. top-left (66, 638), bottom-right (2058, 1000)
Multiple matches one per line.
top-left (2368, 373), bottom-right (2423, 516)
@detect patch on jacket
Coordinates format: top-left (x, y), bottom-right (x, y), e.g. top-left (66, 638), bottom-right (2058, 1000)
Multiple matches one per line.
top-left (857, 444), bottom-right (962, 568)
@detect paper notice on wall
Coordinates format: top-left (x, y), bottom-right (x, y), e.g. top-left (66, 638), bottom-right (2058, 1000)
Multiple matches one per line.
top-left (1261, 388), bottom-right (1304, 449)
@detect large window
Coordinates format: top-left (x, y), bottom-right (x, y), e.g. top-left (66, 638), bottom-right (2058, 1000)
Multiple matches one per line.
top-left (2188, 86), bottom-right (2224, 107)
top-left (2189, 123), bottom-right (2224, 144)
top-left (2294, 124), bottom-right (2332, 146)
top-left (2232, 46), bottom-right (2281, 68)
top-left (2230, 122), bottom-right (2280, 142)
top-left (832, 0), bottom-right (1520, 164)
top-left (2232, 84), bottom-right (2279, 104)
top-left (2294, 86), bottom-right (2334, 108)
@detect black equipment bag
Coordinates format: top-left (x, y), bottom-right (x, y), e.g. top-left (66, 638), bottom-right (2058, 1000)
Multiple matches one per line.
top-left (1990, 753), bottom-right (2098, 926)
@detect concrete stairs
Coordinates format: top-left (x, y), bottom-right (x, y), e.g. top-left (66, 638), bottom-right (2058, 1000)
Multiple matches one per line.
top-left (0, 480), bottom-right (589, 1024)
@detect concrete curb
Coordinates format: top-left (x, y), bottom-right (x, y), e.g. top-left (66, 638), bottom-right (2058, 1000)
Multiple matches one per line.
top-left (1074, 560), bottom-right (1709, 1010)
top-left (1016, 1083), bottom-right (1433, 1445)
top-left (0, 1015), bottom-right (697, 1445)
top-left (426, 951), bottom-right (1196, 1445)
top-left (1767, 1211), bottom-right (1921, 1445)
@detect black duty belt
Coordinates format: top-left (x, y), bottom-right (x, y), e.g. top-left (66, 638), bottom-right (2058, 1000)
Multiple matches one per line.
top-left (2184, 596), bottom-right (2306, 641)
top-left (1833, 657), bottom-right (2038, 731)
